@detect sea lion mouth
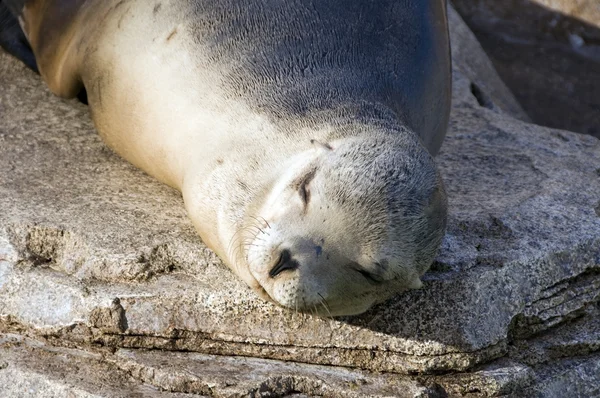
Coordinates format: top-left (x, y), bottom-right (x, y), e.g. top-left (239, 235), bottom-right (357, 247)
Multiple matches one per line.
top-left (243, 237), bottom-right (392, 316)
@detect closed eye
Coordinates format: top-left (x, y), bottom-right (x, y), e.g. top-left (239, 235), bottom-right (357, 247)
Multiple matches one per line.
top-left (357, 269), bottom-right (385, 285)
top-left (293, 168), bottom-right (317, 208)
top-left (299, 178), bottom-right (310, 206)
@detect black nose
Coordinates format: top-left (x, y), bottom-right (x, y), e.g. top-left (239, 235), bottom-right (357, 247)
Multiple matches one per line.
top-left (269, 249), bottom-right (299, 278)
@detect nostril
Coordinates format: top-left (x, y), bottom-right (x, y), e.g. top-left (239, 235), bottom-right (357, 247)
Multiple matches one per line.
top-left (269, 249), bottom-right (299, 278)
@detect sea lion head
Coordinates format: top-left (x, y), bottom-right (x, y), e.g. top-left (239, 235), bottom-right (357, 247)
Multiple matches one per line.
top-left (238, 129), bottom-right (447, 316)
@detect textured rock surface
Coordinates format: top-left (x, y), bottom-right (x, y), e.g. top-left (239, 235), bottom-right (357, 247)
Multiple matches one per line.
top-left (0, 335), bottom-right (194, 398)
top-left (1, 5), bottom-right (599, 397)
top-left (0, 335), bottom-right (436, 397)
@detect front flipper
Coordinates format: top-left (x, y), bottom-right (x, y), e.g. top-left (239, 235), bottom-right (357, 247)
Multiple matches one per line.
top-left (0, 1), bottom-right (38, 72)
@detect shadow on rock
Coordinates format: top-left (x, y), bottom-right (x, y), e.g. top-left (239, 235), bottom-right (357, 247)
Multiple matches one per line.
top-left (452, 0), bottom-right (600, 138)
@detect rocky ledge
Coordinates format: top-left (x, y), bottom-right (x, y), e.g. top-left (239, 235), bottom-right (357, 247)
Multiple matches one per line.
top-left (0, 6), bottom-right (599, 398)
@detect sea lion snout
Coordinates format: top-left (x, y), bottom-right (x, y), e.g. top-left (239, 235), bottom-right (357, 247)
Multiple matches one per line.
top-left (235, 133), bottom-right (446, 316)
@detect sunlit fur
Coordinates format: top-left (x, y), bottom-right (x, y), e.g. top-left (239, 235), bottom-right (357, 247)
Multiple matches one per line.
top-left (10, 0), bottom-right (451, 316)
top-left (238, 128), bottom-right (447, 316)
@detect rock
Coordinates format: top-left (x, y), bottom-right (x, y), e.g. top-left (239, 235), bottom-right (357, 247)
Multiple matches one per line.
top-left (446, 7), bottom-right (531, 122)
top-left (451, 0), bottom-right (600, 51)
top-left (1, 4), bottom-right (599, 397)
top-left (433, 304), bottom-right (600, 396)
top-left (0, 335), bottom-right (194, 398)
top-left (521, 1), bottom-right (600, 29)
top-left (433, 359), bottom-right (536, 397)
top-left (111, 347), bottom-right (433, 397)
top-left (452, 0), bottom-right (600, 138)
top-left (524, 354), bottom-right (600, 397)
top-left (0, 335), bottom-right (438, 398)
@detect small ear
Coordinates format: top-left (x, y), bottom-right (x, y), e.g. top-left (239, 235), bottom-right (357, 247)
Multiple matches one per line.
top-left (310, 139), bottom-right (333, 151)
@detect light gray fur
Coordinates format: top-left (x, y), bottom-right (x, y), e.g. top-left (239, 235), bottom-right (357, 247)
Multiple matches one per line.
top-left (181, 0), bottom-right (451, 155)
top-left (10, 0), bottom-right (452, 315)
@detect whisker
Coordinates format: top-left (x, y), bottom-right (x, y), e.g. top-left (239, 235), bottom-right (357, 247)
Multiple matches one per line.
top-left (227, 214), bottom-right (272, 262)
top-left (313, 304), bottom-right (320, 318)
top-left (249, 215), bottom-right (271, 236)
top-left (259, 216), bottom-right (271, 229)
top-left (317, 293), bottom-right (333, 318)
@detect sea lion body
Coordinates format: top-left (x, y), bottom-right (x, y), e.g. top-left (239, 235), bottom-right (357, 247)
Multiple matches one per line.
top-left (2, 0), bottom-right (451, 315)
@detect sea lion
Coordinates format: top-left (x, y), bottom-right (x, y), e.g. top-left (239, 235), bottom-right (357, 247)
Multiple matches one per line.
top-left (0, 0), bottom-right (451, 316)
